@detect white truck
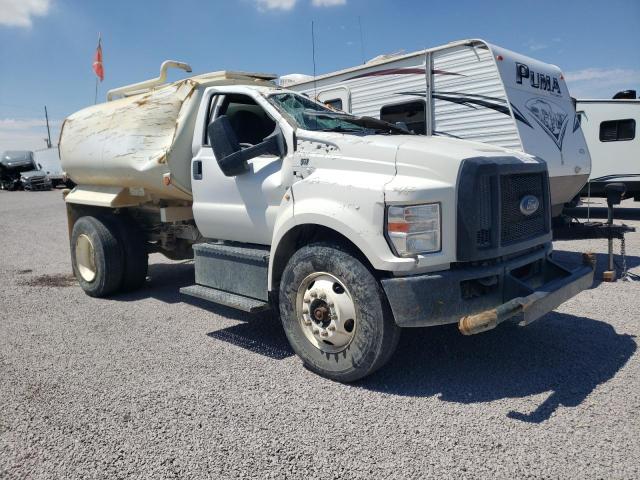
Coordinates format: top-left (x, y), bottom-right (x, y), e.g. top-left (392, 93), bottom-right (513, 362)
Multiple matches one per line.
top-left (60, 61), bottom-right (594, 381)
top-left (34, 147), bottom-right (71, 188)
top-left (282, 39), bottom-right (592, 217)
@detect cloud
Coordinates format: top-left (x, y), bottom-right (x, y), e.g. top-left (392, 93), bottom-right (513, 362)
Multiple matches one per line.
top-left (0, 0), bottom-right (51, 28)
top-left (525, 39), bottom-right (548, 52)
top-left (565, 68), bottom-right (640, 98)
top-left (0, 118), bottom-right (61, 152)
top-left (254, 0), bottom-right (346, 10)
top-left (312, 0), bottom-right (346, 6)
top-left (525, 37), bottom-right (563, 52)
top-left (565, 68), bottom-right (638, 82)
top-left (255, 0), bottom-right (297, 10)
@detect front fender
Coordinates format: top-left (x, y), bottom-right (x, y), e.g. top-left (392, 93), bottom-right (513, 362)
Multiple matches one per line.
top-left (268, 174), bottom-right (417, 290)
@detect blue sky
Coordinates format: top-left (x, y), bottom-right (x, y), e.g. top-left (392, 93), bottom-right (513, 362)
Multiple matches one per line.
top-left (1, 0), bottom-right (638, 152)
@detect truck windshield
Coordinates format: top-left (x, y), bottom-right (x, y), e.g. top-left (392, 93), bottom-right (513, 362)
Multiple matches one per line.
top-left (268, 92), bottom-right (407, 135)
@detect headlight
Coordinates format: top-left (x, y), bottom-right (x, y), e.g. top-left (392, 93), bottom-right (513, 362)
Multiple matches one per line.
top-left (386, 203), bottom-right (441, 256)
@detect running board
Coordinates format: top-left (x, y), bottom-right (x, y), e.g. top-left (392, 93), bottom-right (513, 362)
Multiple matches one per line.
top-left (180, 285), bottom-right (271, 313)
top-left (193, 242), bottom-right (270, 301)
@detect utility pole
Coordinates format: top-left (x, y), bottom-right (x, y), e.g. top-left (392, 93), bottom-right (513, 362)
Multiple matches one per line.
top-left (44, 106), bottom-right (52, 148)
top-left (358, 16), bottom-right (366, 64)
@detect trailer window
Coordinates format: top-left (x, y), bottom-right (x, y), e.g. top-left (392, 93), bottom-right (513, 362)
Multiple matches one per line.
top-left (323, 98), bottom-right (343, 111)
top-left (599, 119), bottom-right (635, 142)
top-left (380, 101), bottom-right (426, 134)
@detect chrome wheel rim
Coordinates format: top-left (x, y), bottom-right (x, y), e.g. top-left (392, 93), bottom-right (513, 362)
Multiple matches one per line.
top-left (75, 234), bottom-right (97, 282)
top-left (296, 272), bottom-right (357, 354)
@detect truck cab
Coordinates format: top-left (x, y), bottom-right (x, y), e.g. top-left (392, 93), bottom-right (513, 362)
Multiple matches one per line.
top-left (60, 65), bottom-right (595, 382)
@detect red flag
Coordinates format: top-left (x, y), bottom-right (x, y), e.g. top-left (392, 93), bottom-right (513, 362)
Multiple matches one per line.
top-left (93, 35), bottom-right (104, 82)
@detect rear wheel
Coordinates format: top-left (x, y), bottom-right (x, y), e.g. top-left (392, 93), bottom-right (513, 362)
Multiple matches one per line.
top-left (111, 215), bottom-right (148, 292)
top-left (71, 216), bottom-right (124, 297)
top-left (279, 243), bottom-right (400, 382)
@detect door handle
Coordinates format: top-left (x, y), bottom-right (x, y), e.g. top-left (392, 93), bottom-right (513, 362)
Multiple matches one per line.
top-left (192, 160), bottom-right (202, 180)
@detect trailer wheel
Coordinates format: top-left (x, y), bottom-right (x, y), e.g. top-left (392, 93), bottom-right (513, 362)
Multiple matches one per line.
top-left (279, 243), bottom-right (400, 382)
top-left (71, 216), bottom-right (124, 297)
top-left (111, 216), bottom-right (148, 292)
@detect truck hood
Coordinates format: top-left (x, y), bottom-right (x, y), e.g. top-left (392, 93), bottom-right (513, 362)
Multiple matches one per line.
top-left (299, 130), bottom-right (540, 185)
top-left (391, 135), bottom-right (539, 184)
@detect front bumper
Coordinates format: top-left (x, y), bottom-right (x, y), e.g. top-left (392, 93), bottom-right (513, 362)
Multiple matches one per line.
top-left (381, 246), bottom-right (594, 333)
top-left (23, 179), bottom-right (52, 191)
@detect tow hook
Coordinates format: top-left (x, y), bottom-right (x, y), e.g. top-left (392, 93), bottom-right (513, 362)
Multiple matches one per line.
top-left (458, 300), bottom-right (526, 336)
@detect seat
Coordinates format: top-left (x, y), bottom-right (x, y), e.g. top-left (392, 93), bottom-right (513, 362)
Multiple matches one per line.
top-left (229, 110), bottom-right (273, 145)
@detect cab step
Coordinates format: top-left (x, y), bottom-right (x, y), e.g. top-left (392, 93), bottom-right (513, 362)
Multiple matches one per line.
top-left (193, 242), bottom-right (270, 301)
top-left (180, 285), bottom-right (271, 313)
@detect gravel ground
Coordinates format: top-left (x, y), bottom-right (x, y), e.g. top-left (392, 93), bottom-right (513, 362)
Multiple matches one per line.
top-left (1, 190), bottom-right (639, 479)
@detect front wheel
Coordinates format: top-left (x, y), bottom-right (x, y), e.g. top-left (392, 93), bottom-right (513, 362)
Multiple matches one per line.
top-left (279, 243), bottom-right (400, 382)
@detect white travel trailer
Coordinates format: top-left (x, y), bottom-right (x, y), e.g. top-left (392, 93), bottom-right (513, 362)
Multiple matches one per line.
top-left (283, 39), bottom-right (591, 216)
top-left (576, 97), bottom-right (639, 201)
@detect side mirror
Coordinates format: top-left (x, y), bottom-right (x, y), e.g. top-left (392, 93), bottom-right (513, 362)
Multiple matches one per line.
top-left (208, 115), bottom-right (286, 177)
top-left (38, 163), bottom-right (43, 169)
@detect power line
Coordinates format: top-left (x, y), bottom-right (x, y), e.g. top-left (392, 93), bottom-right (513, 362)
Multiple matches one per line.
top-left (44, 106), bottom-right (52, 148)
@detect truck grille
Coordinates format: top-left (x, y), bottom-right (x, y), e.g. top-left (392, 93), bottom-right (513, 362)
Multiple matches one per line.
top-left (475, 175), bottom-right (492, 248)
top-left (456, 157), bottom-right (551, 262)
top-left (25, 176), bottom-right (49, 190)
top-left (500, 173), bottom-right (546, 245)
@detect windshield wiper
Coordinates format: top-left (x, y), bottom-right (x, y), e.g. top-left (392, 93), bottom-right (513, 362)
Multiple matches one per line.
top-left (318, 126), bottom-right (365, 133)
top-left (300, 109), bottom-right (408, 135)
top-left (369, 126), bottom-right (406, 135)
top-left (349, 116), bottom-right (409, 134)
top-left (304, 110), bottom-right (354, 118)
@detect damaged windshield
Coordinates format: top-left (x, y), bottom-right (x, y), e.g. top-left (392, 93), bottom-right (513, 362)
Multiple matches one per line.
top-left (268, 92), bottom-right (407, 135)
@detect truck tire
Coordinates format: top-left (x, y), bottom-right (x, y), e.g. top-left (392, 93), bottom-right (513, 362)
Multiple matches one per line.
top-left (111, 216), bottom-right (148, 292)
top-left (279, 243), bottom-right (401, 382)
top-left (71, 216), bottom-right (124, 297)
